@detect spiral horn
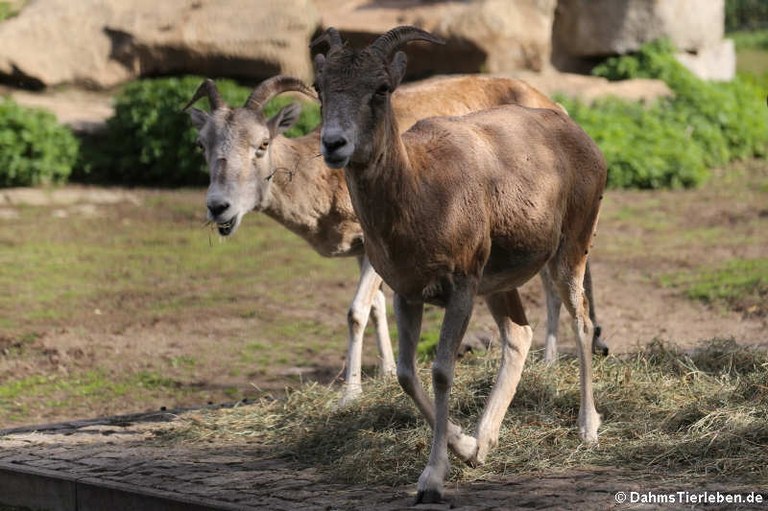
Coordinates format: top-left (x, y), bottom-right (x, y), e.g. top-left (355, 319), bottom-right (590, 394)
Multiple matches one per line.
top-left (244, 75), bottom-right (318, 111)
top-left (182, 78), bottom-right (224, 111)
top-left (369, 25), bottom-right (445, 59)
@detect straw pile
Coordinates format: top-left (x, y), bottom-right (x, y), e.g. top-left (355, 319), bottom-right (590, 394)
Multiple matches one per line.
top-left (155, 338), bottom-right (768, 486)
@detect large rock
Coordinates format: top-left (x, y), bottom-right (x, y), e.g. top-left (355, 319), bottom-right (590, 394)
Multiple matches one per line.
top-left (0, 0), bottom-right (320, 89)
top-left (553, 0), bottom-right (724, 58)
top-left (0, 1), bottom-right (122, 89)
top-left (312, 0), bottom-right (557, 78)
top-left (552, 0), bottom-right (731, 80)
top-left (676, 39), bottom-right (736, 82)
top-left (438, 0), bottom-right (558, 73)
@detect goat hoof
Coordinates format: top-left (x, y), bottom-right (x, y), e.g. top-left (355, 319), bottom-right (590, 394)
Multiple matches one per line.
top-left (415, 489), bottom-right (444, 505)
top-left (336, 388), bottom-right (362, 409)
top-left (591, 326), bottom-right (609, 356)
top-left (449, 433), bottom-right (477, 464)
top-left (579, 420), bottom-right (601, 445)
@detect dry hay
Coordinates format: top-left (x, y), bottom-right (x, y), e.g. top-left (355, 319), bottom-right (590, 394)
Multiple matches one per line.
top-left (154, 338), bottom-right (768, 486)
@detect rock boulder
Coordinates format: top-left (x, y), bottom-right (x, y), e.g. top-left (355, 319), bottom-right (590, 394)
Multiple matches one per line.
top-left (552, 0), bottom-right (731, 80)
top-left (0, 0), bottom-right (320, 89)
top-left (553, 0), bottom-right (724, 57)
top-left (312, 0), bottom-right (558, 79)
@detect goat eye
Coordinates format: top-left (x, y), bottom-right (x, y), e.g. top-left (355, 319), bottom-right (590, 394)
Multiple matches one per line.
top-left (196, 140), bottom-right (205, 152)
top-left (374, 85), bottom-right (389, 97)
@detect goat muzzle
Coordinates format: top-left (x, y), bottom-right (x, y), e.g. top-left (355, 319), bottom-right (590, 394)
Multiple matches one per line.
top-left (321, 128), bottom-right (352, 169)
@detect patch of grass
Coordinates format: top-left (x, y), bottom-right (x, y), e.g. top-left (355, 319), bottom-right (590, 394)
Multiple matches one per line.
top-left (0, 369), bottom-right (183, 421)
top-left (736, 49), bottom-right (768, 75)
top-left (0, 1), bottom-right (24, 22)
top-left (415, 305), bottom-right (444, 360)
top-left (0, 192), bottom-right (352, 335)
top-left (0, 188), bottom-right (374, 426)
top-left (733, 30), bottom-right (768, 75)
top-left (730, 29), bottom-right (768, 51)
top-left (155, 339), bottom-right (768, 486)
top-left (662, 258), bottom-right (768, 316)
top-left (169, 355), bottom-right (197, 369)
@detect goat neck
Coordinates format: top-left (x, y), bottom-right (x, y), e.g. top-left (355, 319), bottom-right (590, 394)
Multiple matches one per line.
top-left (263, 131), bottom-right (364, 257)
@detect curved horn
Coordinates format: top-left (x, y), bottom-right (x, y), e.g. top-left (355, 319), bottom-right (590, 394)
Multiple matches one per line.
top-left (369, 25), bottom-right (445, 59)
top-left (182, 78), bottom-right (224, 111)
top-left (310, 27), bottom-right (343, 52)
top-left (245, 75), bottom-right (318, 111)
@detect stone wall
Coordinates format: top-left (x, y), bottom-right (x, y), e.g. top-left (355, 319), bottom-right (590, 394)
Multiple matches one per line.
top-left (0, 0), bottom-right (733, 90)
top-left (0, 0), bottom-right (319, 89)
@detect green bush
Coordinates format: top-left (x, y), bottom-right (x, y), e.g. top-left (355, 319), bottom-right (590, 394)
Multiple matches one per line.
top-left (726, 0), bottom-right (768, 31)
top-left (559, 39), bottom-right (768, 189)
top-left (78, 76), bottom-right (320, 187)
top-left (0, 98), bottom-right (79, 187)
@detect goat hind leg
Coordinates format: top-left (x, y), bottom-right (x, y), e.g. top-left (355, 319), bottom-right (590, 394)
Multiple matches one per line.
top-left (370, 277), bottom-right (396, 376)
top-left (540, 268), bottom-right (561, 364)
top-left (552, 259), bottom-right (601, 444)
top-left (473, 289), bottom-right (532, 465)
top-left (339, 256), bottom-right (382, 406)
top-left (584, 260), bottom-right (608, 356)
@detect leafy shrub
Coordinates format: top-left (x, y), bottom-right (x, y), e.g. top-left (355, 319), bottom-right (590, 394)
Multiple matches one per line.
top-left (726, 0), bottom-right (768, 31)
top-left (78, 76), bottom-right (320, 187)
top-left (560, 39), bottom-right (768, 189)
top-left (0, 98), bottom-right (79, 187)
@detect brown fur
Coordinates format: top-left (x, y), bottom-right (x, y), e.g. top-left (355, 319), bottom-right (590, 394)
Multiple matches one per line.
top-left (346, 103), bottom-right (604, 302)
top-left (313, 26), bottom-right (606, 503)
top-left (264, 74), bottom-right (566, 259)
top-left (188, 73), bottom-right (580, 407)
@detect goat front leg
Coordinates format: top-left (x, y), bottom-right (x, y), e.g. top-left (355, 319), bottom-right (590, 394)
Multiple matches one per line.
top-left (473, 290), bottom-right (532, 465)
top-left (340, 256), bottom-right (393, 406)
top-left (414, 277), bottom-right (477, 504)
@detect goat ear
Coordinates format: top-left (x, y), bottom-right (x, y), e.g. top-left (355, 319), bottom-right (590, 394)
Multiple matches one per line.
top-left (187, 108), bottom-right (209, 130)
top-left (267, 102), bottom-right (302, 136)
top-left (388, 51), bottom-right (408, 89)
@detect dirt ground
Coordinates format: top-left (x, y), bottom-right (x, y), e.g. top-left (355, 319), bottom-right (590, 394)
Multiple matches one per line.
top-left (1, 158), bottom-right (766, 431)
top-left (6, 72), bottom-right (755, 433)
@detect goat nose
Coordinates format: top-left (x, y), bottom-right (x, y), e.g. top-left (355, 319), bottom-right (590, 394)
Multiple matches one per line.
top-left (207, 200), bottom-right (230, 217)
top-left (322, 133), bottom-right (348, 153)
